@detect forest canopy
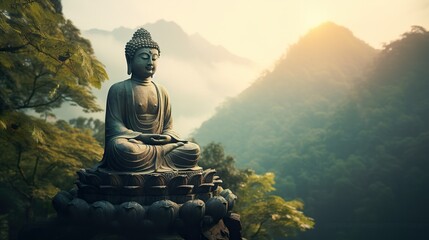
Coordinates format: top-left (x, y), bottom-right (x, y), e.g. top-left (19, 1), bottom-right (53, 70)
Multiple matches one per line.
top-left (194, 24), bottom-right (429, 239)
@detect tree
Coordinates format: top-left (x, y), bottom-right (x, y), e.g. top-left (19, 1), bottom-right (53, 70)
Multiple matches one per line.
top-left (0, 112), bottom-right (103, 225)
top-left (199, 142), bottom-right (314, 239)
top-left (236, 172), bottom-right (314, 240)
top-left (69, 116), bottom-right (105, 146)
top-left (0, 0), bottom-right (108, 236)
top-left (0, 0), bottom-right (108, 115)
top-left (198, 142), bottom-right (249, 192)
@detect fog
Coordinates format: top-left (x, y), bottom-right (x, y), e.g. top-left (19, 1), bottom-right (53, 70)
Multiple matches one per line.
top-left (53, 26), bottom-right (260, 137)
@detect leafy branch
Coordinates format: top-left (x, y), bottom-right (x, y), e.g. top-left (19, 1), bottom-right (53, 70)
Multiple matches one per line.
top-left (16, 86), bottom-right (68, 110)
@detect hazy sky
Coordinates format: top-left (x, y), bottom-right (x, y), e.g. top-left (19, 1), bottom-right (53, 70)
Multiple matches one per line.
top-left (62, 0), bottom-right (429, 67)
top-left (60, 0), bottom-right (429, 137)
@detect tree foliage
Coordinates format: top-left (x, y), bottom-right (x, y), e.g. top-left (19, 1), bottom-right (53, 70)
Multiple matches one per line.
top-left (199, 143), bottom-right (314, 239)
top-left (0, 0), bottom-right (108, 237)
top-left (198, 142), bottom-right (249, 192)
top-left (69, 116), bottom-right (105, 146)
top-left (0, 112), bottom-right (103, 228)
top-left (236, 172), bottom-right (314, 240)
top-left (0, 0), bottom-right (108, 114)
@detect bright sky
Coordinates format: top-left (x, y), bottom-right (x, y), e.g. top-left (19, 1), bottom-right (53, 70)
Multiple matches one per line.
top-left (60, 0), bottom-right (429, 137)
top-left (62, 0), bottom-right (429, 67)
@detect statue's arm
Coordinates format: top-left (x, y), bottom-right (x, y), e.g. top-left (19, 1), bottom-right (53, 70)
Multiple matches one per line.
top-left (105, 82), bottom-right (140, 140)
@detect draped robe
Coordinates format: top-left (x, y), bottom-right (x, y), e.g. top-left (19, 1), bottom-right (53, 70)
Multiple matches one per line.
top-left (98, 79), bottom-right (200, 173)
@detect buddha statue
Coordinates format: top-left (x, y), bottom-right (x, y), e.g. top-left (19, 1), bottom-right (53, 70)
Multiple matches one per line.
top-left (97, 28), bottom-right (201, 173)
top-left (51, 28), bottom-right (241, 240)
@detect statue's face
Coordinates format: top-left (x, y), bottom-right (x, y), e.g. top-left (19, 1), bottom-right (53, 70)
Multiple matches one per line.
top-left (130, 47), bottom-right (159, 79)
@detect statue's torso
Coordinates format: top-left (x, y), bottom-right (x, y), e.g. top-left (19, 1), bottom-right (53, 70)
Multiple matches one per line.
top-left (132, 82), bottom-right (159, 121)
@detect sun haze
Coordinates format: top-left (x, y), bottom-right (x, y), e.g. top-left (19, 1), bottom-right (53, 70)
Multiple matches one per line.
top-left (62, 0), bottom-right (429, 68)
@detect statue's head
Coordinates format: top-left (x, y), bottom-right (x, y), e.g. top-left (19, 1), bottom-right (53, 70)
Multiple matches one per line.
top-left (125, 28), bottom-right (160, 77)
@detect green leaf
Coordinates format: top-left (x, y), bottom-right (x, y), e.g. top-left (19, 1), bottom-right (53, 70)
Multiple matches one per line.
top-left (31, 126), bottom-right (45, 144)
top-left (0, 120), bottom-right (6, 130)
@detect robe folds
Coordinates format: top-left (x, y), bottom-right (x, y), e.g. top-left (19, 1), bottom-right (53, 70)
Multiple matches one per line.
top-left (98, 79), bottom-right (200, 173)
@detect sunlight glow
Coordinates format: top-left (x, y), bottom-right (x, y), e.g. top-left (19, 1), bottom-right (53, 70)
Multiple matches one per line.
top-left (298, 2), bottom-right (329, 30)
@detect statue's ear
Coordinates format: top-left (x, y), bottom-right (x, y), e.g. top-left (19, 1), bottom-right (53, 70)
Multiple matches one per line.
top-left (126, 58), bottom-right (132, 75)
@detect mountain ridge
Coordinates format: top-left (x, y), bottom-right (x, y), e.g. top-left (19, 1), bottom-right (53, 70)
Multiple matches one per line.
top-left (193, 22), bottom-right (377, 169)
top-left (194, 23), bottom-right (429, 240)
top-left (85, 19), bottom-right (254, 66)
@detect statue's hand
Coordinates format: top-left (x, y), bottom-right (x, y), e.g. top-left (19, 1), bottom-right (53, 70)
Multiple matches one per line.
top-left (137, 134), bottom-right (172, 145)
top-left (170, 135), bottom-right (189, 144)
top-left (150, 134), bottom-right (172, 145)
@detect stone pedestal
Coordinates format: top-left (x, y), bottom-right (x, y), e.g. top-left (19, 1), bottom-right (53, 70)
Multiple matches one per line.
top-left (51, 168), bottom-right (241, 240)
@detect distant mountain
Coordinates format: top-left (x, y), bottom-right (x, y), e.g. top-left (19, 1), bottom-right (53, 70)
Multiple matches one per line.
top-left (87, 20), bottom-right (253, 66)
top-left (193, 22), bottom-right (377, 169)
top-left (195, 24), bottom-right (429, 239)
top-left (55, 20), bottom-right (259, 137)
